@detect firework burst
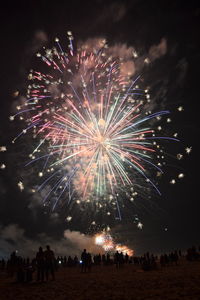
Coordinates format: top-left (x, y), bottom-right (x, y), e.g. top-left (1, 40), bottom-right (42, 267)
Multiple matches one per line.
top-left (14, 32), bottom-right (178, 218)
top-left (95, 231), bottom-right (134, 256)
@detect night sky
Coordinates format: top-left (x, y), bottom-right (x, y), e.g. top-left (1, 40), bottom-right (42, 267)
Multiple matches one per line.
top-left (0, 0), bottom-right (199, 257)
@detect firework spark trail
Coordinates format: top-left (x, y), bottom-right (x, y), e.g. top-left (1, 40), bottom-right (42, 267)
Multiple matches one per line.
top-left (95, 232), bottom-right (133, 256)
top-left (15, 32), bottom-right (179, 214)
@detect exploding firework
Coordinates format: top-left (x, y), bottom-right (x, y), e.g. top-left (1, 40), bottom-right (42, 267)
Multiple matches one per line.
top-left (13, 32), bottom-right (179, 218)
top-left (95, 232), bottom-right (114, 251)
top-left (94, 232), bottom-right (134, 256)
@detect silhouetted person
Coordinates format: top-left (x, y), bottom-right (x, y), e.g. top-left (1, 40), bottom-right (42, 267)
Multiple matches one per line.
top-left (164, 254), bottom-right (169, 265)
top-left (81, 249), bottom-right (87, 273)
top-left (16, 260), bottom-right (25, 283)
top-left (25, 257), bottom-right (34, 283)
top-left (106, 253), bottom-right (111, 265)
top-left (160, 255), bottom-right (165, 267)
top-left (174, 251), bottom-right (179, 265)
top-left (67, 256), bottom-right (73, 267)
top-left (10, 251), bottom-right (17, 277)
top-left (119, 252), bottom-right (124, 267)
top-left (125, 253), bottom-right (129, 264)
top-left (74, 255), bottom-right (78, 266)
top-left (64, 256), bottom-right (67, 266)
top-left (98, 254), bottom-right (102, 265)
top-left (151, 254), bottom-right (157, 269)
top-left (44, 245), bottom-right (55, 280)
top-left (102, 254), bottom-right (106, 265)
top-left (36, 247), bottom-right (45, 282)
top-left (114, 251), bottom-right (120, 268)
top-left (87, 252), bottom-right (92, 272)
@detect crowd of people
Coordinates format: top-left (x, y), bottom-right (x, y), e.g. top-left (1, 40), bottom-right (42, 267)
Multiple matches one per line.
top-left (0, 245), bottom-right (56, 283)
top-left (0, 245), bottom-right (200, 283)
top-left (186, 246), bottom-right (200, 261)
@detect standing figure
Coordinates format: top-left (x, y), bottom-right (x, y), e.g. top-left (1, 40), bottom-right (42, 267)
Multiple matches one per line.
top-left (44, 245), bottom-right (55, 281)
top-left (81, 249), bottom-right (87, 273)
top-left (36, 247), bottom-right (45, 282)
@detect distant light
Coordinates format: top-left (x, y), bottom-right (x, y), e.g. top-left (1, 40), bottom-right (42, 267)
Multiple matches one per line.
top-left (185, 147), bottom-right (192, 154)
top-left (18, 181), bottom-right (24, 191)
top-left (0, 146), bottom-right (7, 152)
top-left (144, 58), bottom-right (150, 64)
top-left (177, 106), bottom-right (183, 112)
top-left (13, 91), bottom-right (19, 98)
top-left (59, 260), bottom-right (62, 264)
top-left (137, 222), bottom-right (143, 229)
top-left (178, 173), bottom-right (184, 179)
top-left (177, 153), bottom-right (183, 160)
top-left (80, 260), bottom-right (82, 264)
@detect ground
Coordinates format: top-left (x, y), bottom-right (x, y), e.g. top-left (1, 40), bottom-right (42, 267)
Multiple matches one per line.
top-left (1, 260), bottom-right (200, 300)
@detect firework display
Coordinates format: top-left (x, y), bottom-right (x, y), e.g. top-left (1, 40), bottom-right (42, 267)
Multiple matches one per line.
top-left (95, 231), bottom-right (133, 256)
top-left (13, 32), bottom-right (181, 219)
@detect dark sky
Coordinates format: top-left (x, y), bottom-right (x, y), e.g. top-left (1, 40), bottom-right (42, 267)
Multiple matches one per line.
top-left (0, 0), bottom-right (199, 257)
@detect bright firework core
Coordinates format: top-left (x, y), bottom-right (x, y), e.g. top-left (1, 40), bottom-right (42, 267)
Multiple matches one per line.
top-left (95, 234), bottom-right (105, 245)
top-left (95, 232), bottom-right (133, 256)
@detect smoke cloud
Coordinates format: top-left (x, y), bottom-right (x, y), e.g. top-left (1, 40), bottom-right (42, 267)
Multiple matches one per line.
top-left (30, 30), bottom-right (48, 54)
top-left (148, 38), bottom-right (167, 61)
top-left (0, 224), bottom-right (103, 259)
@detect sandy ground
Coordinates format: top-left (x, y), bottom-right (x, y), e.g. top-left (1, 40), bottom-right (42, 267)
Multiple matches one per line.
top-left (1, 260), bottom-right (200, 300)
